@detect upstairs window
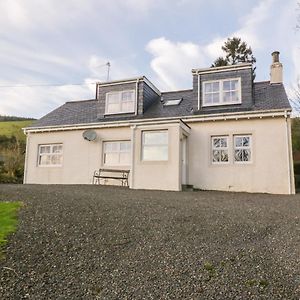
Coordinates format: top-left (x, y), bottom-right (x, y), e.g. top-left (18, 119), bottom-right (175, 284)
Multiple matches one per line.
top-left (203, 78), bottom-right (241, 106)
top-left (105, 90), bottom-right (135, 114)
top-left (38, 144), bottom-right (63, 167)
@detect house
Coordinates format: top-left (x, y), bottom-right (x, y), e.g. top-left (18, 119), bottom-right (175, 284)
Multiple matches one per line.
top-left (23, 52), bottom-right (295, 194)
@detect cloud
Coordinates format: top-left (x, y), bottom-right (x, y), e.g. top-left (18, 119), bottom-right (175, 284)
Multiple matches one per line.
top-left (146, 37), bottom-right (205, 90)
top-left (146, 0), bottom-right (299, 91)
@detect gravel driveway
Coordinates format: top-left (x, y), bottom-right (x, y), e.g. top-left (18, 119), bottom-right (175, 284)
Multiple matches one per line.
top-left (0, 184), bottom-right (299, 299)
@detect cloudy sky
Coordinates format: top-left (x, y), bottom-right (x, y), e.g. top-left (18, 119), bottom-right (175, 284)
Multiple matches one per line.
top-left (0, 0), bottom-right (299, 118)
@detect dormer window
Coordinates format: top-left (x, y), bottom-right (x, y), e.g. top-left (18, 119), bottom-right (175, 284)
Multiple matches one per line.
top-left (105, 90), bottom-right (135, 114)
top-left (203, 78), bottom-right (241, 106)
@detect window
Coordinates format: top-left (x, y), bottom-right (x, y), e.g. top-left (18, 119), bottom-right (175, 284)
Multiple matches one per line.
top-left (211, 136), bottom-right (229, 164)
top-left (38, 144), bottom-right (63, 166)
top-left (105, 90), bottom-right (135, 114)
top-left (103, 141), bottom-right (131, 166)
top-left (163, 98), bottom-right (182, 106)
top-left (234, 135), bottom-right (252, 163)
top-left (203, 78), bottom-right (241, 106)
top-left (142, 130), bottom-right (168, 161)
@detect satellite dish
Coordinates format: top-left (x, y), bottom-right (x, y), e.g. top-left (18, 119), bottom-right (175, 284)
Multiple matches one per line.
top-left (82, 130), bottom-right (97, 141)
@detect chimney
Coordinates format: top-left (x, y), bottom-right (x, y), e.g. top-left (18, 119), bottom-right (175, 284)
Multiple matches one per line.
top-left (270, 51), bottom-right (283, 84)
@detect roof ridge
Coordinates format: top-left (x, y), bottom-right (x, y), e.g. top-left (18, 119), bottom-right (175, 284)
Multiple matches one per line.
top-left (66, 99), bottom-right (97, 104)
top-left (161, 89), bottom-right (193, 94)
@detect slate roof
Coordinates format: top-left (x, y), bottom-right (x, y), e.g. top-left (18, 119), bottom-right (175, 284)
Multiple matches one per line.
top-left (29, 81), bottom-right (291, 128)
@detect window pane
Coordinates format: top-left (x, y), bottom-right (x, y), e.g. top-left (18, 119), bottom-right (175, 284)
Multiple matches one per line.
top-left (205, 82), bottom-right (212, 93)
top-left (107, 103), bottom-right (120, 113)
top-left (213, 82), bottom-right (219, 92)
top-left (223, 81), bottom-right (231, 91)
top-left (143, 145), bottom-right (168, 161)
top-left (220, 138), bottom-right (227, 147)
top-left (122, 91), bottom-right (134, 101)
top-left (235, 137), bottom-right (243, 147)
top-left (231, 80), bottom-right (239, 90)
top-left (121, 101), bottom-right (134, 112)
top-left (143, 131), bottom-right (168, 145)
top-left (220, 150), bottom-right (228, 162)
top-left (212, 92), bottom-right (219, 103)
top-left (120, 142), bottom-right (131, 151)
top-left (104, 153), bottom-right (119, 165)
top-left (107, 93), bottom-right (119, 103)
top-left (40, 146), bottom-right (50, 154)
top-left (243, 137), bottom-right (250, 147)
top-left (235, 149), bottom-right (243, 161)
top-left (204, 93), bottom-right (212, 104)
top-left (213, 138), bottom-right (220, 148)
top-left (119, 152), bottom-right (130, 165)
top-left (51, 154), bottom-right (62, 165)
top-left (52, 145), bottom-right (62, 153)
top-left (212, 150), bottom-right (220, 162)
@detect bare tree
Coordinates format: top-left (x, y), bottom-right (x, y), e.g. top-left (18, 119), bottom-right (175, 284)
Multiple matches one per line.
top-left (290, 79), bottom-right (300, 115)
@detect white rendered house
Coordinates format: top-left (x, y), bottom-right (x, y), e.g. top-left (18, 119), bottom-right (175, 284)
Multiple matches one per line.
top-left (24, 52), bottom-right (295, 194)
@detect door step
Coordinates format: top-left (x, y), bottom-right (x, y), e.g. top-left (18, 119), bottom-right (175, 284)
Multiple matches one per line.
top-left (182, 184), bottom-right (194, 191)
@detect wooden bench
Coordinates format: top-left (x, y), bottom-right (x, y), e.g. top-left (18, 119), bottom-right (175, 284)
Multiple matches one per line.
top-left (93, 168), bottom-right (130, 187)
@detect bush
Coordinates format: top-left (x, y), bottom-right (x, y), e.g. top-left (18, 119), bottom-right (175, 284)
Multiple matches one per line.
top-left (294, 162), bottom-right (300, 175)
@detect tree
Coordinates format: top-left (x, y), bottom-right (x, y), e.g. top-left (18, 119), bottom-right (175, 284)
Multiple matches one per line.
top-left (211, 37), bottom-right (256, 77)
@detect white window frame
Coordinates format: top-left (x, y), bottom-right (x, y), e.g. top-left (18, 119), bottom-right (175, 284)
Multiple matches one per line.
top-left (211, 136), bottom-right (229, 164)
top-left (202, 78), bottom-right (241, 107)
top-left (103, 140), bottom-right (131, 166)
top-left (105, 90), bottom-right (135, 115)
top-left (142, 130), bottom-right (168, 162)
top-left (233, 135), bottom-right (252, 164)
top-left (38, 144), bottom-right (63, 167)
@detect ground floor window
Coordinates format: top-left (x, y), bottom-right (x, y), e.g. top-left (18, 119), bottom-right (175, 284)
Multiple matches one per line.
top-left (234, 135), bottom-right (252, 163)
top-left (103, 141), bottom-right (131, 166)
top-left (211, 136), bottom-right (229, 163)
top-left (38, 144), bottom-right (63, 166)
top-left (142, 130), bottom-right (168, 161)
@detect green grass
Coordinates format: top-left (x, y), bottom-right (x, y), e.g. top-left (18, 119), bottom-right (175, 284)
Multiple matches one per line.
top-left (0, 120), bottom-right (33, 138)
top-left (0, 202), bottom-right (22, 258)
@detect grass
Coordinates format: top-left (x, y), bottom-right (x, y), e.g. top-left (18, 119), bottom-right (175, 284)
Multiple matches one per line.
top-left (0, 202), bottom-right (22, 258)
top-left (0, 120), bottom-right (33, 138)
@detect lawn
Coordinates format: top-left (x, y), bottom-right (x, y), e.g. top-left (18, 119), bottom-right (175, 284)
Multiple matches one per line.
top-left (0, 202), bottom-right (21, 258)
top-left (0, 184), bottom-right (299, 299)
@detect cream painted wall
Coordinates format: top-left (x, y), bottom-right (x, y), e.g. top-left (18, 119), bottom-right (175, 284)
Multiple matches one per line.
top-left (131, 123), bottom-right (182, 191)
top-left (25, 127), bottom-right (131, 184)
top-left (25, 116), bottom-right (294, 194)
top-left (186, 117), bottom-right (294, 194)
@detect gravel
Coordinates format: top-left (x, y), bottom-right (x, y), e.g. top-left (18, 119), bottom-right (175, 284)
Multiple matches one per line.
top-left (0, 184), bottom-right (299, 299)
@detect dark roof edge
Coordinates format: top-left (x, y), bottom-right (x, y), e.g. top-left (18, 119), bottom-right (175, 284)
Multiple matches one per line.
top-left (65, 99), bottom-right (97, 104)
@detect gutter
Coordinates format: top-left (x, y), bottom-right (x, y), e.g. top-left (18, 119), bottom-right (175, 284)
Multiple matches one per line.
top-left (23, 109), bottom-right (292, 134)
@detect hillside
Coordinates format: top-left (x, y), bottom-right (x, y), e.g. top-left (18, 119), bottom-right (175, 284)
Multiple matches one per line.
top-left (0, 120), bottom-right (34, 140)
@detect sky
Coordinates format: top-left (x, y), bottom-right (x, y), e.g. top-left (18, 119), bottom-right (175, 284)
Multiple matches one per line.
top-left (0, 0), bottom-right (299, 118)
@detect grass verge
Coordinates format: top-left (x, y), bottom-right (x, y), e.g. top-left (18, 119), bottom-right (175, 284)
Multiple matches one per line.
top-left (0, 202), bottom-right (22, 259)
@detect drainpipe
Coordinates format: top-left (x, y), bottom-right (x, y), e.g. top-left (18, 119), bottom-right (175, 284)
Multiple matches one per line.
top-left (284, 111), bottom-right (294, 194)
top-left (23, 132), bottom-right (30, 184)
top-left (130, 125), bottom-right (137, 188)
top-left (135, 78), bottom-right (140, 116)
top-left (197, 73), bottom-right (200, 110)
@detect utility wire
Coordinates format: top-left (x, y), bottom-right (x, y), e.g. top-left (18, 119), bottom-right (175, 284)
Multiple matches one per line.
top-left (0, 82), bottom-right (98, 88)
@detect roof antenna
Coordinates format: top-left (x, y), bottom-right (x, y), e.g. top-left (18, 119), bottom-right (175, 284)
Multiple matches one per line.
top-left (106, 62), bottom-right (111, 81)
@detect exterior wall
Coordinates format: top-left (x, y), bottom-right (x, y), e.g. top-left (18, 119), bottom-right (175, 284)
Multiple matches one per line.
top-left (131, 124), bottom-right (182, 191)
top-left (25, 127), bottom-right (131, 184)
top-left (187, 117), bottom-right (293, 194)
top-left (192, 67), bottom-right (253, 113)
top-left (25, 116), bottom-right (294, 194)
